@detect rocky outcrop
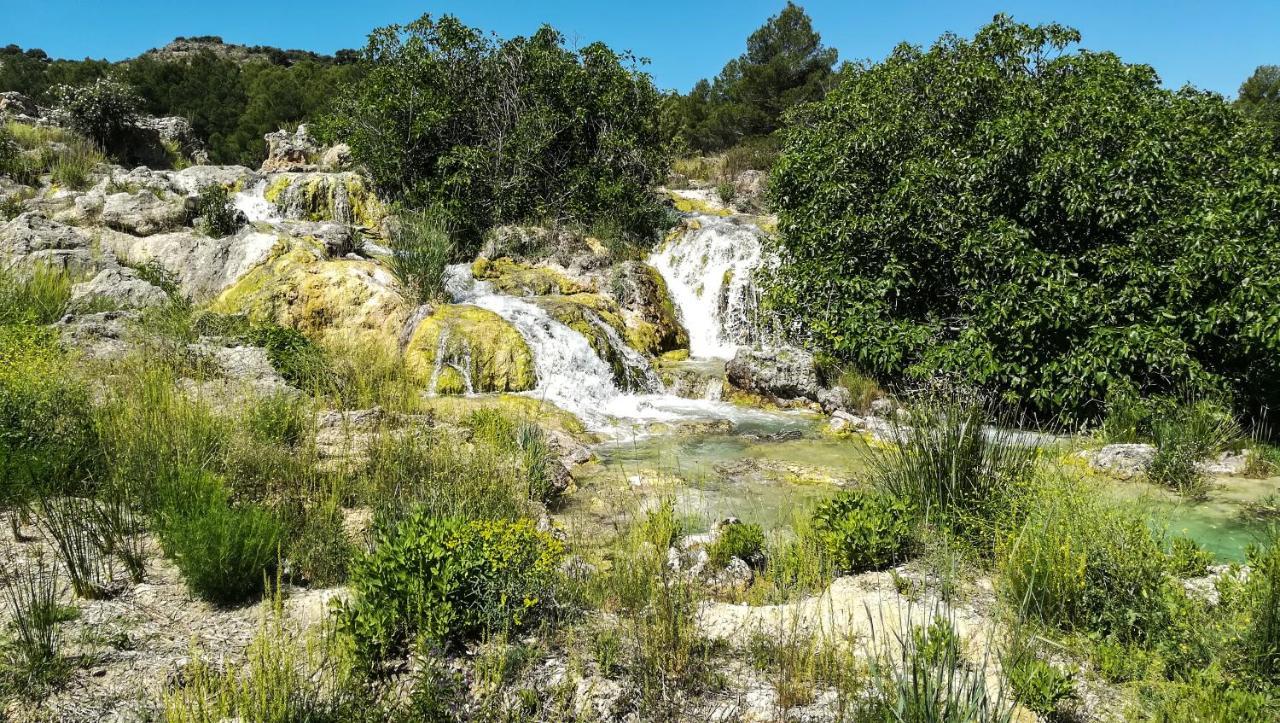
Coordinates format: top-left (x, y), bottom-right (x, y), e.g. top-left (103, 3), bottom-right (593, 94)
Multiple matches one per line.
top-left (471, 257), bottom-right (589, 296)
top-left (261, 172), bottom-right (385, 229)
top-left (0, 91), bottom-right (42, 123)
top-left (403, 304), bottom-right (537, 394)
top-left (261, 125), bottom-right (320, 173)
top-left (136, 116), bottom-right (209, 165)
top-left (104, 225), bottom-right (283, 301)
top-left (0, 212), bottom-right (98, 271)
top-left (731, 169), bottom-right (768, 213)
top-left (609, 260), bottom-right (689, 356)
top-left (726, 345), bottom-right (820, 402)
top-left (320, 143), bottom-right (352, 170)
top-left (1081, 444), bottom-right (1155, 480)
top-left (69, 266), bottom-right (169, 311)
top-left (58, 310), bottom-right (140, 361)
top-left (101, 189), bottom-right (192, 236)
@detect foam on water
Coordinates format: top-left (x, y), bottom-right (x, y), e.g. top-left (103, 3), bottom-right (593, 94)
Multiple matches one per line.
top-left (232, 179), bottom-right (280, 223)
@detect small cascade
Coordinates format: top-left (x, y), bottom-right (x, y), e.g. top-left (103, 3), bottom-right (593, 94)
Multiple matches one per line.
top-left (232, 179), bottom-right (280, 223)
top-left (649, 214), bottom-right (773, 359)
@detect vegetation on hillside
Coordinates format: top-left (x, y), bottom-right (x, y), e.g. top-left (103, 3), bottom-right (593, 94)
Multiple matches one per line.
top-left (769, 15), bottom-right (1280, 422)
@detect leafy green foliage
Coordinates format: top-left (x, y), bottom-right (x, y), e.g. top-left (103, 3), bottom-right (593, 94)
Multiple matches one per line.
top-left (49, 77), bottom-right (141, 150)
top-left (192, 183), bottom-right (241, 237)
top-left (1004, 648), bottom-right (1075, 717)
top-left (809, 488), bottom-right (914, 572)
top-left (340, 513), bottom-right (563, 661)
top-left (192, 313), bottom-right (333, 391)
top-left (157, 469), bottom-right (282, 606)
top-left (1245, 532), bottom-right (1280, 681)
top-left (1238, 65), bottom-right (1280, 150)
top-left (707, 522), bottom-right (765, 569)
top-left (770, 15), bottom-right (1280, 421)
top-left (670, 3), bottom-right (836, 153)
top-left (1149, 399), bottom-right (1240, 497)
top-left (323, 14), bottom-right (669, 250)
top-left (1167, 536), bottom-right (1214, 578)
top-left (388, 210), bottom-right (454, 304)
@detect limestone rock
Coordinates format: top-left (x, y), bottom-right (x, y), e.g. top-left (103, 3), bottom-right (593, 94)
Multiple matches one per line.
top-left (261, 125), bottom-right (319, 173)
top-left (731, 169), bottom-right (768, 212)
top-left (104, 226), bottom-right (283, 301)
top-left (137, 116), bottom-right (209, 165)
top-left (573, 675), bottom-right (626, 721)
top-left (1081, 443), bottom-right (1156, 480)
top-left (0, 212), bottom-right (98, 271)
top-left (320, 143), bottom-right (352, 170)
top-left (170, 165), bottom-right (255, 195)
top-left (610, 260), bottom-right (689, 356)
top-left (101, 190), bottom-right (190, 236)
top-left (69, 266), bottom-right (169, 311)
top-left (261, 172), bottom-right (385, 228)
top-left (0, 91), bottom-right (41, 121)
top-left (726, 345), bottom-right (820, 401)
top-left (404, 304), bottom-right (536, 394)
top-left (57, 310), bottom-right (140, 361)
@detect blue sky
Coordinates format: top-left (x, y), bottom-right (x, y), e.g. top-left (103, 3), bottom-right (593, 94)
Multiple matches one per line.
top-left (2, 1), bottom-right (1275, 97)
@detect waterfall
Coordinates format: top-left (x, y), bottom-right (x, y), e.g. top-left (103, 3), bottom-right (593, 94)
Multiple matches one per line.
top-left (443, 264), bottom-right (783, 432)
top-left (586, 311), bottom-right (663, 393)
top-left (232, 179), bottom-right (280, 223)
top-left (649, 214), bottom-right (770, 359)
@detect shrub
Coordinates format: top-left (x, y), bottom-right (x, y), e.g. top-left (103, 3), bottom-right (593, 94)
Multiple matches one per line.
top-left (707, 522), bottom-right (765, 569)
top-left (769, 15), bottom-right (1280, 421)
top-left (49, 138), bottom-right (102, 190)
top-left (1167, 536), bottom-right (1214, 578)
top-left (1149, 399), bottom-right (1240, 498)
top-left (1003, 637), bottom-right (1075, 717)
top-left (715, 181), bottom-right (736, 206)
top-left (1244, 532), bottom-right (1280, 681)
top-left (50, 78), bottom-right (141, 150)
top-left (0, 552), bottom-right (73, 697)
top-left (242, 392), bottom-right (310, 447)
top-left (0, 126), bottom-right (18, 178)
top-left (810, 488), bottom-right (914, 573)
top-left (323, 14), bottom-right (669, 250)
top-left (1000, 479), bottom-right (1171, 643)
top-left (869, 396), bottom-right (1036, 550)
top-left (192, 183), bottom-right (241, 237)
top-left (35, 496), bottom-right (115, 599)
top-left (388, 210), bottom-right (454, 304)
top-left (341, 514), bottom-right (562, 661)
top-left (157, 470), bottom-right (282, 606)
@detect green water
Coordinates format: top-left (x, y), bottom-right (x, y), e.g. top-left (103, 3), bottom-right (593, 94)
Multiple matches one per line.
top-left (1110, 474), bottom-right (1279, 561)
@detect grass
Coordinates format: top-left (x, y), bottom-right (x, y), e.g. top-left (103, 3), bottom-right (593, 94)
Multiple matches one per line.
top-left (0, 551), bottom-right (74, 698)
top-left (388, 209), bottom-right (454, 304)
top-left (0, 264), bottom-right (74, 325)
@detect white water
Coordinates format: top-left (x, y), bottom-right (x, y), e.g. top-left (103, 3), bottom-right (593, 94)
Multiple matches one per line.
top-left (648, 214), bottom-right (770, 359)
top-left (232, 180), bottom-right (280, 223)
top-left (443, 264), bottom-right (788, 433)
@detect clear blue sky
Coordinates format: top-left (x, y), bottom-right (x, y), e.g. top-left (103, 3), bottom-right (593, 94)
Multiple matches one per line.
top-left (2, 1), bottom-right (1276, 97)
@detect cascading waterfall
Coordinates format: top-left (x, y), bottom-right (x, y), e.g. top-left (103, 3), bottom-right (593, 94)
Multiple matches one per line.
top-left (585, 311), bottom-right (663, 393)
top-left (443, 264), bottom-right (782, 432)
top-left (649, 214), bottom-right (772, 359)
top-left (232, 179), bottom-right (280, 223)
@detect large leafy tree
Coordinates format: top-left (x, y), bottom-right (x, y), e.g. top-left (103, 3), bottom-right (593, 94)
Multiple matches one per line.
top-left (769, 16), bottom-right (1280, 420)
top-left (1239, 65), bottom-right (1280, 150)
top-left (322, 14), bottom-right (669, 248)
top-left (673, 2), bottom-right (837, 152)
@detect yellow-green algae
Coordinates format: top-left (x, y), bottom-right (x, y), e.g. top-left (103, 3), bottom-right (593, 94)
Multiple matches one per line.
top-left (471, 257), bottom-right (590, 296)
top-left (404, 304), bottom-right (536, 394)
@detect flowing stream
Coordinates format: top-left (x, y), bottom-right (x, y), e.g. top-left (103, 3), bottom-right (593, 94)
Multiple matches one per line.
top-left (232, 179), bottom-right (280, 223)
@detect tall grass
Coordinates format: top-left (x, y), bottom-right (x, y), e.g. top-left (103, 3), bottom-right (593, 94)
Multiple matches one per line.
top-left (35, 496), bottom-right (116, 599)
top-left (1148, 399), bottom-right (1240, 498)
top-left (0, 551), bottom-right (72, 696)
top-left (3, 121), bottom-right (104, 190)
top-left (0, 264), bottom-right (73, 325)
top-left (389, 210), bottom-right (454, 304)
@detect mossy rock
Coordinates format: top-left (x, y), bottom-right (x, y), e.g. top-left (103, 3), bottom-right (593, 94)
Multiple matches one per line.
top-left (610, 261), bottom-right (689, 356)
top-left (405, 304), bottom-right (536, 394)
top-left (533, 294), bottom-right (656, 391)
top-left (472, 257), bottom-right (590, 296)
top-left (209, 235), bottom-right (408, 351)
top-left (264, 172), bottom-right (386, 229)
top-left (669, 192), bottom-right (732, 217)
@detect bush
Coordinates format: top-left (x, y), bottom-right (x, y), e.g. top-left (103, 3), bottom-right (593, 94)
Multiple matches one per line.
top-left (769, 15), bottom-right (1280, 421)
top-left (1244, 532), bottom-right (1280, 681)
top-left (869, 396), bottom-right (1036, 550)
top-left (388, 210), bottom-right (454, 304)
top-left (809, 488), bottom-right (914, 573)
top-left (340, 513), bottom-right (563, 661)
top-left (323, 14), bottom-right (669, 250)
top-left (1167, 536), bottom-right (1214, 578)
top-left (50, 77), bottom-right (141, 149)
top-left (1000, 479), bottom-right (1171, 643)
top-left (707, 522), bottom-right (765, 569)
top-left (157, 470), bottom-right (282, 606)
top-left (1149, 399), bottom-right (1240, 497)
top-left (192, 183), bottom-right (241, 237)
top-left (715, 181), bottom-right (736, 206)
top-left (1003, 638), bottom-right (1075, 717)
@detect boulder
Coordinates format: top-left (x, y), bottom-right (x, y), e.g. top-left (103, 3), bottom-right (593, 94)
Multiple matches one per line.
top-left (320, 143), bottom-right (352, 170)
top-left (726, 345), bottom-right (820, 401)
top-left (403, 304), bottom-right (536, 394)
top-left (169, 165), bottom-right (255, 195)
top-left (1081, 444), bottom-right (1156, 480)
top-left (0, 212), bottom-right (98, 271)
top-left (261, 172), bottom-right (385, 228)
top-left (610, 260), bottom-right (689, 356)
top-left (101, 190), bottom-right (190, 236)
top-left (136, 116), bottom-right (209, 165)
top-left (57, 310), bottom-right (140, 361)
top-left (261, 125), bottom-right (319, 173)
top-left (105, 226), bottom-right (283, 302)
top-left (731, 169), bottom-right (768, 212)
top-left (0, 91), bottom-right (41, 122)
top-left (69, 266), bottom-right (169, 311)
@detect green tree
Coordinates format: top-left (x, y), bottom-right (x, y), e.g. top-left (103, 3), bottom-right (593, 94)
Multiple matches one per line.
top-left (1239, 65), bottom-right (1280, 150)
top-left (323, 14), bottom-right (669, 250)
top-left (769, 15), bottom-right (1280, 421)
top-left (674, 2), bottom-right (836, 152)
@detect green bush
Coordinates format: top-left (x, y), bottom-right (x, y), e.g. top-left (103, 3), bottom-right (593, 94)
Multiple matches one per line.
top-left (1167, 536), bottom-right (1214, 578)
top-left (715, 181), bottom-right (736, 206)
top-left (809, 488), bottom-right (914, 573)
top-left (323, 14), bottom-right (669, 250)
top-left (1000, 480), bottom-right (1171, 643)
top-left (1244, 532), bottom-right (1280, 681)
top-left (157, 469), bottom-right (282, 606)
top-left (340, 513), bottom-right (563, 661)
top-left (1003, 639), bottom-right (1075, 717)
top-left (707, 522), bottom-right (765, 569)
top-left (193, 183), bottom-right (241, 237)
top-left (388, 210), bottom-right (454, 304)
top-left (50, 77), bottom-right (141, 150)
top-left (769, 15), bottom-right (1280, 421)
top-left (1149, 399), bottom-right (1240, 497)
